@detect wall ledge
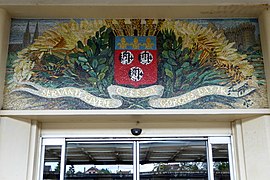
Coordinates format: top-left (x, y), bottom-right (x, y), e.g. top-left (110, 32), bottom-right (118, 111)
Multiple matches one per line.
top-left (1, 109), bottom-right (270, 122)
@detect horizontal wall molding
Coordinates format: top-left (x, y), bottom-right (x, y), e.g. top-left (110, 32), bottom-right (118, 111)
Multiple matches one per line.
top-left (1, 109), bottom-right (270, 115)
top-left (0, 5), bottom-right (268, 18)
top-left (0, 0), bottom-right (270, 6)
top-left (1, 109), bottom-right (270, 122)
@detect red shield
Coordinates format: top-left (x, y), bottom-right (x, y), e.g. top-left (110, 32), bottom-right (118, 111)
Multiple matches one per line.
top-left (114, 36), bottom-right (157, 87)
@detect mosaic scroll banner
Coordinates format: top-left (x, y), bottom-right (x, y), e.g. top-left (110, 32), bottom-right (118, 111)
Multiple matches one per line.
top-left (3, 19), bottom-right (268, 110)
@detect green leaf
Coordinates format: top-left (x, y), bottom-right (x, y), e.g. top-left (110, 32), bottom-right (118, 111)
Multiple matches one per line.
top-left (78, 56), bottom-right (88, 62)
top-left (101, 44), bottom-right (108, 50)
top-left (100, 26), bottom-right (106, 33)
top-left (182, 48), bottom-right (190, 55)
top-left (69, 53), bottom-right (78, 58)
top-left (92, 59), bottom-right (98, 69)
top-left (172, 41), bottom-right (178, 50)
top-left (87, 39), bottom-right (97, 55)
top-left (83, 45), bottom-right (90, 52)
top-left (82, 65), bottom-right (89, 70)
top-left (99, 58), bottom-right (107, 64)
top-left (102, 33), bottom-right (109, 42)
top-left (163, 42), bottom-right (169, 50)
top-left (181, 62), bottom-right (190, 68)
top-left (164, 63), bottom-right (173, 71)
top-left (89, 70), bottom-right (97, 77)
top-left (176, 49), bottom-right (182, 58)
top-left (97, 64), bottom-right (106, 72)
top-left (176, 69), bottom-right (183, 77)
top-left (96, 31), bottom-right (100, 39)
top-left (101, 66), bottom-right (109, 73)
top-left (100, 48), bottom-right (110, 56)
top-left (186, 72), bottom-right (197, 80)
top-left (167, 58), bottom-right (178, 66)
top-left (88, 77), bottom-right (97, 83)
top-left (77, 41), bottom-right (84, 49)
top-left (199, 71), bottom-right (218, 81)
top-left (87, 39), bottom-right (94, 47)
top-left (86, 49), bottom-right (93, 57)
top-left (201, 79), bottom-right (225, 86)
top-left (162, 51), bottom-right (169, 59)
top-left (102, 79), bottom-right (108, 87)
top-left (165, 69), bottom-right (174, 79)
top-left (91, 43), bottom-right (97, 55)
top-left (98, 73), bottom-right (106, 80)
top-left (181, 84), bottom-right (190, 91)
top-left (177, 37), bottom-right (183, 46)
top-left (192, 51), bottom-right (202, 64)
top-left (168, 50), bottom-right (176, 59)
top-left (184, 54), bottom-right (189, 60)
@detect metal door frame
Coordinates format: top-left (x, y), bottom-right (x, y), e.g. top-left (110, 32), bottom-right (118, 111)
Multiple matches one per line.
top-left (39, 137), bottom-right (235, 180)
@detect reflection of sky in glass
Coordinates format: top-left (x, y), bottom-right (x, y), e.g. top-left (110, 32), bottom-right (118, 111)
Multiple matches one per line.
top-left (140, 164), bottom-right (156, 172)
top-left (45, 162), bottom-right (58, 171)
top-left (66, 165), bottom-right (134, 173)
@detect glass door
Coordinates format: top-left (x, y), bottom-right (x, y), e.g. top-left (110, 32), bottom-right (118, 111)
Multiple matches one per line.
top-left (39, 137), bottom-right (235, 180)
top-left (40, 138), bottom-right (66, 180)
top-left (64, 141), bottom-right (134, 180)
top-left (208, 137), bottom-right (235, 180)
top-left (139, 140), bottom-right (208, 180)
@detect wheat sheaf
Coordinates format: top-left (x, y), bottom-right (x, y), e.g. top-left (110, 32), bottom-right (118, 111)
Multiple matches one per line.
top-left (13, 19), bottom-right (106, 83)
top-left (13, 19), bottom-right (255, 85)
top-left (162, 20), bottom-right (255, 84)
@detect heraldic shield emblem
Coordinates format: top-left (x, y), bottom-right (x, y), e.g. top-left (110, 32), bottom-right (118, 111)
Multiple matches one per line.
top-left (114, 36), bottom-right (157, 87)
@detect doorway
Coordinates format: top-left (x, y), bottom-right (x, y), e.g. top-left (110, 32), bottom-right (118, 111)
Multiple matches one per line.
top-left (39, 137), bottom-right (234, 180)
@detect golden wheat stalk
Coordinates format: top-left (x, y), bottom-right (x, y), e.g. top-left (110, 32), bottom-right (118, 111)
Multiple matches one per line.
top-left (161, 20), bottom-right (255, 83)
top-left (13, 19), bottom-right (106, 83)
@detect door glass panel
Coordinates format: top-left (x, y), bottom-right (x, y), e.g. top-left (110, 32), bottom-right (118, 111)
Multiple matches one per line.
top-left (212, 144), bottom-right (230, 180)
top-left (139, 141), bottom-right (208, 180)
top-left (64, 142), bottom-right (133, 179)
top-left (43, 145), bottom-right (62, 180)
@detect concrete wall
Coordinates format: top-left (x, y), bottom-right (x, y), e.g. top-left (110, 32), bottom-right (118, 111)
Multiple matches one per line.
top-left (41, 119), bottom-right (232, 137)
top-left (0, 117), bottom-right (40, 180)
top-left (241, 116), bottom-right (270, 179)
top-left (2, 116), bottom-right (270, 180)
top-left (233, 116), bottom-right (270, 180)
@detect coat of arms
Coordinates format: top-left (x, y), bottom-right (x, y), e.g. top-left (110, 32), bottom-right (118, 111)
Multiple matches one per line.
top-left (114, 36), bottom-right (157, 87)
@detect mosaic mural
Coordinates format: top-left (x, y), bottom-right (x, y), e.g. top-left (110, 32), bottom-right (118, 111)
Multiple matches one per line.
top-left (3, 18), bottom-right (269, 110)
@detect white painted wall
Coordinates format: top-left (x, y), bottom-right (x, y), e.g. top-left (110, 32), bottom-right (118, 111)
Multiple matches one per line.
top-left (41, 119), bottom-right (232, 137)
top-left (0, 117), bottom-right (40, 180)
top-left (0, 117), bottom-right (31, 180)
top-left (235, 116), bottom-right (270, 180)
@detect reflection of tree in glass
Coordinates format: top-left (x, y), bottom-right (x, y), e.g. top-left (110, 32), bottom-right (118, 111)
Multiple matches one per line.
top-left (99, 168), bottom-right (112, 174)
top-left (54, 162), bottom-right (60, 172)
top-left (152, 162), bottom-right (207, 173)
top-left (214, 162), bottom-right (230, 171)
top-left (66, 165), bottom-right (75, 175)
